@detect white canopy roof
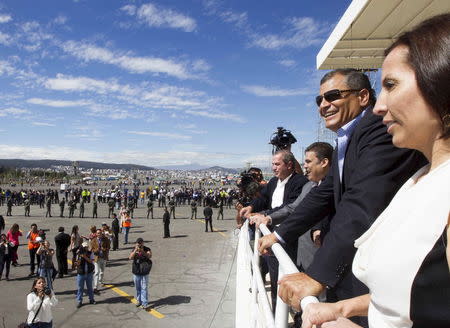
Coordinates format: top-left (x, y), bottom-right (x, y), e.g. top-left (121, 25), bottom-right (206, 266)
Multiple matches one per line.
top-left (317, 0), bottom-right (450, 70)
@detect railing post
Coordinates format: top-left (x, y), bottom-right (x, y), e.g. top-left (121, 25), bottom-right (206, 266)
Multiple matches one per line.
top-left (274, 265), bottom-right (289, 328)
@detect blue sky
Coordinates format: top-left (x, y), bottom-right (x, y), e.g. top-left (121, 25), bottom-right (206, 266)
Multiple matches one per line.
top-left (0, 0), bottom-right (351, 168)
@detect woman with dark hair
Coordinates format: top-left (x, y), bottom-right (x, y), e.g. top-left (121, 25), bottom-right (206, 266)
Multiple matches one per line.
top-left (289, 13), bottom-right (450, 328)
top-left (0, 233), bottom-right (12, 280)
top-left (26, 277), bottom-right (58, 328)
top-left (69, 225), bottom-right (82, 271)
top-left (6, 223), bottom-right (22, 266)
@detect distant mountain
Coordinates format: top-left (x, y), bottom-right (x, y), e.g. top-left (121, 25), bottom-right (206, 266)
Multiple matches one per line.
top-left (0, 159), bottom-right (155, 171)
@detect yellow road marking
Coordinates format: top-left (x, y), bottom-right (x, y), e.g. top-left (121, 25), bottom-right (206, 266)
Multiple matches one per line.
top-left (196, 219), bottom-right (227, 238)
top-left (103, 284), bottom-right (165, 319)
top-left (68, 260), bottom-right (164, 319)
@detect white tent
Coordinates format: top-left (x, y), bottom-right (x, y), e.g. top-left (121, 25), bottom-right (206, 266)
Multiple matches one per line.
top-left (317, 0), bottom-right (450, 70)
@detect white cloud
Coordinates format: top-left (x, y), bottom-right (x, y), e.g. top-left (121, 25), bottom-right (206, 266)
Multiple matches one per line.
top-left (0, 144), bottom-right (245, 166)
top-left (0, 107), bottom-right (31, 117)
top-left (128, 130), bottom-right (191, 140)
top-left (61, 41), bottom-right (194, 79)
top-left (45, 74), bottom-right (137, 96)
top-left (32, 122), bottom-right (56, 127)
top-left (185, 109), bottom-right (245, 123)
top-left (122, 3), bottom-right (197, 32)
top-left (0, 31), bottom-right (12, 45)
top-left (27, 98), bottom-right (89, 108)
top-left (278, 59), bottom-right (296, 68)
top-left (241, 85), bottom-right (313, 97)
top-left (0, 14), bottom-right (12, 23)
top-left (19, 21), bottom-right (53, 52)
top-left (251, 17), bottom-right (329, 50)
top-left (44, 75), bottom-right (241, 122)
top-left (53, 15), bottom-right (68, 25)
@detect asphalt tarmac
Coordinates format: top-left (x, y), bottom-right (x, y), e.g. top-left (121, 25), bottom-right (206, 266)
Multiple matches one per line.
top-left (0, 199), bottom-right (238, 328)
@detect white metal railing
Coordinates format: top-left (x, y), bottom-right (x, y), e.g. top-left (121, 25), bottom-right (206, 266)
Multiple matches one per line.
top-left (236, 220), bottom-right (307, 328)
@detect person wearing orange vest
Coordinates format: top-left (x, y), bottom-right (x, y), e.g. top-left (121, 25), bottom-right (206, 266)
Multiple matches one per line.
top-left (27, 224), bottom-right (41, 277)
top-left (122, 211), bottom-right (132, 245)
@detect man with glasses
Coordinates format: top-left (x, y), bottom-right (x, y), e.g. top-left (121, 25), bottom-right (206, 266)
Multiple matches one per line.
top-left (256, 69), bottom-right (426, 326)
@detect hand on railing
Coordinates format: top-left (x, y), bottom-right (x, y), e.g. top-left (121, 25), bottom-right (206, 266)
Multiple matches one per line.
top-left (249, 213), bottom-right (271, 228)
top-left (257, 233), bottom-right (279, 255)
top-left (277, 272), bottom-right (325, 311)
top-left (239, 205), bottom-right (253, 219)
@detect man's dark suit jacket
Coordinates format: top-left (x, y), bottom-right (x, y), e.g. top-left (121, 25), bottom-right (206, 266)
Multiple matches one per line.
top-left (250, 172), bottom-right (308, 213)
top-left (54, 232), bottom-right (71, 255)
top-left (275, 108), bottom-right (427, 300)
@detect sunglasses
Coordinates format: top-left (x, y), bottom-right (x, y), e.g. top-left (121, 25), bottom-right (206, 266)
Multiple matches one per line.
top-left (315, 89), bottom-right (361, 107)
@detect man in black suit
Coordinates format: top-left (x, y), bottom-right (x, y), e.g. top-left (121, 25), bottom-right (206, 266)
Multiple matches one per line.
top-left (240, 149), bottom-right (308, 311)
top-left (111, 213), bottom-right (120, 251)
top-left (203, 205), bottom-right (213, 232)
top-left (258, 69), bottom-right (426, 325)
top-left (54, 226), bottom-right (71, 278)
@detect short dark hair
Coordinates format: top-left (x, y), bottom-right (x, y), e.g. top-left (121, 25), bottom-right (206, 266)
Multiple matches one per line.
top-left (385, 13), bottom-right (450, 139)
top-left (305, 142), bottom-right (334, 163)
top-left (320, 68), bottom-right (377, 107)
top-left (58, 227), bottom-right (64, 232)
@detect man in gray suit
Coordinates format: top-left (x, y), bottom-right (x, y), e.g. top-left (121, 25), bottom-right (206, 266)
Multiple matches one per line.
top-left (250, 142), bottom-right (333, 271)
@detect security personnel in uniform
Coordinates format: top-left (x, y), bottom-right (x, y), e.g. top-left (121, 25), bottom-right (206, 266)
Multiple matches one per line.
top-left (168, 199), bottom-right (176, 219)
top-left (79, 200), bottom-right (85, 218)
top-left (190, 200), bottom-right (197, 220)
top-left (92, 199), bottom-right (98, 218)
top-left (146, 199), bottom-right (153, 219)
top-left (45, 197), bottom-right (52, 217)
top-left (59, 198), bottom-right (65, 217)
top-left (24, 198), bottom-right (31, 217)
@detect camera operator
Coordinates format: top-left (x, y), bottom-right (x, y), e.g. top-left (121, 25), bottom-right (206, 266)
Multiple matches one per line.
top-left (235, 167), bottom-right (266, 228)
top-left (129, 238), bottom-right (152, 310)
top-left (269, 127), bottom-right (303, 175)
top-left (75, 241), bottom-right (96, 308)
top-left (36, 240), bottom-right (55, 290)
top-left (26, 277), bottom-right (58, 328)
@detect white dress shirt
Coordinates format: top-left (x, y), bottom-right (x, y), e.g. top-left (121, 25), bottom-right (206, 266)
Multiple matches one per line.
top-left (271, 174), bottom-right (292, 209)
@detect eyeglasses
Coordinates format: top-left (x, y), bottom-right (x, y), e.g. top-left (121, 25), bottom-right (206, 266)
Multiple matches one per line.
top-left (315, 89), bottom-right (361, 107)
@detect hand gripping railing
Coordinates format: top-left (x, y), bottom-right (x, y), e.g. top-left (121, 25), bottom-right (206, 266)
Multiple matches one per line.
top-left (236, 220), bottom-right (303, 328)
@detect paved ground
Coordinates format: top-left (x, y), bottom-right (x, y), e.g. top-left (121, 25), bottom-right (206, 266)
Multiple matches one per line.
top-left (0, 199), bottom-right (238, 328)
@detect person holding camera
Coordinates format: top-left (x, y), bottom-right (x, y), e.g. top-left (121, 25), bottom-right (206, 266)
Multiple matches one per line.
top-left (129, 238), bottom-right (152, 310)
top-left (26, 277), bottom-right (58, 328)
top-left (36, 240), bottom-right (55, 290)
top-left (75, 241), bottom-right (96, 308)
top-left (90, 229), bottom-right (110, 294)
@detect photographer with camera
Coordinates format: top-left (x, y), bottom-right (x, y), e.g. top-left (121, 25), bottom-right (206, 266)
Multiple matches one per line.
top-left (235, 167), bottom-right (266, 228)
top-left (129, 237), bottom-right (152, 310)
top-left (36, 240), bottom-right (55, 290)
top-left (25, 277), bottom-right (58, 328)
top-left (75, 241), bottom-right (96, 308)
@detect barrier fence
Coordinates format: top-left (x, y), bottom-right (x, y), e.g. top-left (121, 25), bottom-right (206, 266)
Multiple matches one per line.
top-left (236, 220), bottom-right (313, 328)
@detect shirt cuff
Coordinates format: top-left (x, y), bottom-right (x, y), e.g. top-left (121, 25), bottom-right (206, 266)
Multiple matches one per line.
top-left (274, 231), bottom-right (286, 244)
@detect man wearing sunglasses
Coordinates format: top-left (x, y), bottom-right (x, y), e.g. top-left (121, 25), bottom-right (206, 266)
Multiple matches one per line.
top-left (257, 69), bottom-right (427, 326)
